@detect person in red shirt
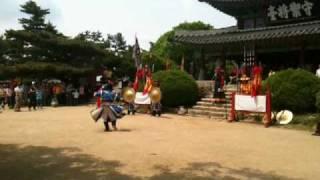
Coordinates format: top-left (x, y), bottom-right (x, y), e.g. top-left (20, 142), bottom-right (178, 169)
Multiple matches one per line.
top-left (251, 63), bottom-right (263, 97)
top-left (213, 66), bottom-right (225, 99)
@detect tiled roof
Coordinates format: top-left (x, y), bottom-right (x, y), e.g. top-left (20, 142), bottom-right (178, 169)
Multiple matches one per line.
top-left (174, 20), bottom-right (320, 45)
top-left (200, 0), bottom-right (247, 2)
top-left (198, 0), bottom-right (255, 16)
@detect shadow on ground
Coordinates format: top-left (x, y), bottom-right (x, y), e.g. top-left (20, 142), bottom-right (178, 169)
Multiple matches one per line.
top-left (150, 163), bottom-right (298, 180)
top-left (0, 144), bottom-right (297, 180)
top-left (0, 144), bottom-right (137, 180)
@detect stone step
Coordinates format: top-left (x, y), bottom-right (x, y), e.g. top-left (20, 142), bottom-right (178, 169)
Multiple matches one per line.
top-left (200, 99), bottom-right (232, 105)
top-left (201, 97), bottom-right (230, 100)
top-left (204, 95), bottom-right (233, 99)
top-left (225, 91), bottom-right (237, 94)
top-left (224, 85), bottom-right (237, 89)
top-left (204, 92), bottom-right (236, 98)
top-left (200, 98), bottom-right (228, 103)
top-left (188, 109), bottom-right (228, 119)
top-left (196, 101), bottom-right (231, 108)
top-left (192, 105), bottom-right (230, 112)
top-left (201, 96), bottom-right (232, 101)
top-left (225, 88), bottom-right (237, 91)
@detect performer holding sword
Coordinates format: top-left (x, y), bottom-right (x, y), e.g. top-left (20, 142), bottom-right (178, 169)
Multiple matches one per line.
top-left (93, 79), bottom-right (123, 132)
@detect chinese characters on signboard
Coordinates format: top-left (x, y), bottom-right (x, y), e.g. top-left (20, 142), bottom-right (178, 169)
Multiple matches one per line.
top-left (268, 0), bottom-right (314, 21)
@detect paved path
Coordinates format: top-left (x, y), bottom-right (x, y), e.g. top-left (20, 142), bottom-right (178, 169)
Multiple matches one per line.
top-left (0, 106), bottom-right (319, 179)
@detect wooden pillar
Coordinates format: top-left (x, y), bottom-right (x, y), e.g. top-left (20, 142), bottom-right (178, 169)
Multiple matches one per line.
top-left (299, 46), bottom-right (305, 68)
top-left (198, 47), bottom-right (205, 80)
top-left (221, 48), bottom-right (226, 70)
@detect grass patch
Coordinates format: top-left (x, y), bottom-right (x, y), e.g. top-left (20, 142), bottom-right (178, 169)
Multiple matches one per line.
top-left (277, 113), bottom-right (320, 131)
top-left (236, 112), bottom-right (320, 132)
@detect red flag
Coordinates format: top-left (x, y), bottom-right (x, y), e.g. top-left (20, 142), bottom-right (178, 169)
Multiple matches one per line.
top-left (133, 75), bottom-right (139, 91)
top-left (143, 76), bottom-right (153, 95)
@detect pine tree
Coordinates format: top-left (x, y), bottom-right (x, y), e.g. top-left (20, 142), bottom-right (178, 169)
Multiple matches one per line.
top-left (19, 0), bottom-right (50, 31)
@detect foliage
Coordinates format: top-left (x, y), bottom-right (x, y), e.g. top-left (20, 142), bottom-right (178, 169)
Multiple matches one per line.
top-left (286, 114), bottom-right (320, 131)
top-left (150, 21), bottom-right (213, 78)
top-left (107, 33), bottom-right (127, 56)
top-left (75, 31), bottom-right (110, 50)
top-left (264, 69), bottom-right (320, 113)
top-left (19, 0), bottom-right (49, 31)
top-left (19, 0), bottom-right (60, 35)
top-left (153, 70), bottom-right (198, 107)
top-left (0, 62), bottom-right (93, 80)
top-left (316, 91), bottom-right (320, 112)
top-left (141, 52), bottom-right (166, 72)
top-left (76, 31), bottom-right (128, 56)
top-left (5, 30), bottom-right (109, 65)
top-left (0, 36), bottom-right (9, 63)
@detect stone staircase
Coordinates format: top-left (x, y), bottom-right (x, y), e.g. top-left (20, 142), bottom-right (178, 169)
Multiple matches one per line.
top-left (188, 85), bottom-right (237, 119)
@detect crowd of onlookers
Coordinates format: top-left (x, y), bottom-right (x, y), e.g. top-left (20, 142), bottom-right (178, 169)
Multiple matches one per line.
top-left (0, 81), bottom-right (92, 112)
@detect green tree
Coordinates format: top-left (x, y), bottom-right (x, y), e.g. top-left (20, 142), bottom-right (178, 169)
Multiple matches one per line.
top-left (1, 0), bottom-right (137, 80)
top-left (151, 21), bottom-right (213, 79)
top-left (107, 33), bottom-right (127, 56)
top-left (19, 0), bottom-right (51, 32)
top-left (75, 31), bottom-right (110, 50)
top-left (0, 36), bottom-right (9, 64)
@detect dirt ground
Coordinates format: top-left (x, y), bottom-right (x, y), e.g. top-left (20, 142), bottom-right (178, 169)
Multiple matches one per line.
top-left (0, 105), bottom-right (320, 180)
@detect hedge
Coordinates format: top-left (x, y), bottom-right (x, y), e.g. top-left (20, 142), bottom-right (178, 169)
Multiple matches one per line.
top-left (264, 69), bottom-right (320, 113)
top-left (153, 70), bottom-right (198, 107)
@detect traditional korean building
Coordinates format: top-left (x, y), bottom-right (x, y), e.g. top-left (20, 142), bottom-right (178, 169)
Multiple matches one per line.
top-left (175, 0), bottom-right (320, 74)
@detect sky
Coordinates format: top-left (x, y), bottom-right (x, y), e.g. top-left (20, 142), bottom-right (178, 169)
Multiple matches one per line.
top-left (0, 0), bottom-right (236, 49)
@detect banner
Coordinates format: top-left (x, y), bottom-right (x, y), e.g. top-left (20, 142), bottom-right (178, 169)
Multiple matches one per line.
top-left (134, 92), bottom-right (151, 105)
top-left (235, 95), bottom-right (266, 112)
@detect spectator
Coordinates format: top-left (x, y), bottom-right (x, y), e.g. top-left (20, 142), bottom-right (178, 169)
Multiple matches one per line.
top-left (27, 86), bottom-right (37, 111)
top-left (66, 84), bottom-right (73, 106)
top-left (36, 88), bottom-right (43, 109)
top-left (44, 84), bottom-right (51, 106)
top-left (14, 84), bottom-right (23, 112)
top-left (72, 90), bottom-right (80, 106)
top-left (5, 85), bottom-right (13, 109)
top-left (79, 85), bottom-right (85, 104)
top-left (0, 85), bottom-right (5, 110)
top-left (229, 67), bottom-right (239, 84)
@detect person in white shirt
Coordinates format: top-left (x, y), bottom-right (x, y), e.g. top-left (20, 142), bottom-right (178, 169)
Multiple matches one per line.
top-left (72, 90), bottom-right (80, 106)
top-left (5, 86), bottom-right (13, 109)
top-left (14, 84), bottom-right (23, 112)
top-left (316, 64), bottom-right (320, 78)
top-left (0, 85), bottom-right (5, 111)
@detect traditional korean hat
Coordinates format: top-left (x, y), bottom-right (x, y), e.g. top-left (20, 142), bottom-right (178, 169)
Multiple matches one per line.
top-left (276, 110), bottom-right (293, 125)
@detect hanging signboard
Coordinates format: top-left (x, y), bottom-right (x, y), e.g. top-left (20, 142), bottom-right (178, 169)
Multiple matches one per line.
top-left (266, 0), bottom-right (320, 24)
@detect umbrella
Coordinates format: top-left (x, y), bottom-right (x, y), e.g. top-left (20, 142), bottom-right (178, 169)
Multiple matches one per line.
top-left (47, 79), bottom-right (62, 83)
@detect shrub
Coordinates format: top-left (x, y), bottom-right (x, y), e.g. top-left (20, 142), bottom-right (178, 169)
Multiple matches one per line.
top-left (316, 91), bottom-right (320, 112)
top-left (153, 70), bottom-right (198, 107)
top-left (264, 69), bottom-right (320, 113)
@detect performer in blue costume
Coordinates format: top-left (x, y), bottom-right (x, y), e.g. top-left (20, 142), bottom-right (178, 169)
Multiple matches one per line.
top-left (94, 82), bottom-right (123, 131)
